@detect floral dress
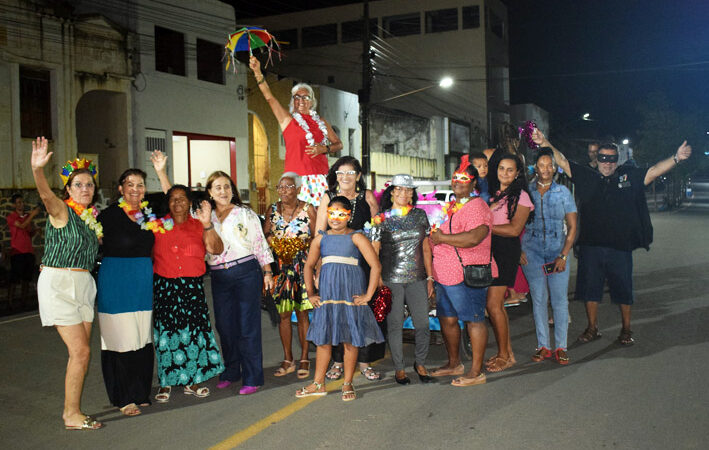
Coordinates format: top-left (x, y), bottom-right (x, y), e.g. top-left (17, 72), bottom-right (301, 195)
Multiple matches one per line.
top-left (268, 202), bottom-right (313, 313)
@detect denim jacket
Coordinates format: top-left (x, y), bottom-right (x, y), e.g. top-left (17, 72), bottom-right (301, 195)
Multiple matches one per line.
top-left (522, 181), bottom-right (577, 248)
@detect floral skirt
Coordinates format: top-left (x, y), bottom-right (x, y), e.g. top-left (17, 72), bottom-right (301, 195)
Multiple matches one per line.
top-left (273, 250), bottom-right (313, 314)
top-left (153, 274), bottom-right (224, 387)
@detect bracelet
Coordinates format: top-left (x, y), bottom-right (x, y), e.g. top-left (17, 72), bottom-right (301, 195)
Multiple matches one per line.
top-left (257, 76), bottom-right (266, 85)
top-left (426, 276), bottom-right (435, 281)
top-left (263, 270), bottom-right (272, 275)
top-left (673, 154), bottom-right (679, 164)
top-left (558, 254), bottom-right (567, 261)
top-left (326, 144), bottom-right (331, 155)
top-left (203, 224), bottom-right (214, 231)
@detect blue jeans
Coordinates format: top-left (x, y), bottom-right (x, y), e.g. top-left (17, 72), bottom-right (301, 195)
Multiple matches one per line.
top-left (521, 236), bottom-right (570, 350)
top-left (210, 259), bottom-right (264, 386)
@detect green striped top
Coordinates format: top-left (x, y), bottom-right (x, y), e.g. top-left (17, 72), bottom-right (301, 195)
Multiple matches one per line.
top-left (42, 204), bottom-right (99, 270)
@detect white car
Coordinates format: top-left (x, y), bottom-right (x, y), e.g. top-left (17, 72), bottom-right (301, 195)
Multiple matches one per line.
top-left (421, 190), bottom-right (455, 205)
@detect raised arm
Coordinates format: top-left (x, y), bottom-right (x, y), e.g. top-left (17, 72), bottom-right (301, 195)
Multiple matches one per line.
top-left (150, 150), bottom-right (171, 193)
top-left (196, 200), bottom-right (223, 255)
top-left (30, 137), bottom-right (67, 222)
top-left (644, 141), bottom-right (692, 186)
top-left (532, 129), bottom-right (571, 178)
top-left (249, 56), bottom-right (292, 131)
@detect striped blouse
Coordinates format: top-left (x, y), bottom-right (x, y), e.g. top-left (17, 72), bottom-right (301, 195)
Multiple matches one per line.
top-left (42, 204), bottom-right (99, 270)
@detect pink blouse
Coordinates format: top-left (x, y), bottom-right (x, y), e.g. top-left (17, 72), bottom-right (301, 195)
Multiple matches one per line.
top-left (491, 191), bottom-right (534, 225)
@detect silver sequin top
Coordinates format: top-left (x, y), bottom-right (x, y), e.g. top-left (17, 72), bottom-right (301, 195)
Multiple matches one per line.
top-left (370, 208), bottom-right (430, 284)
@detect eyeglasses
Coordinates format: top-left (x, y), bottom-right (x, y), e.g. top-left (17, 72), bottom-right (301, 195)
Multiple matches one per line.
top-left (293, 94), bottom-right (312, 102)
top-left (393, 186), bottom-right (413, 193)
top-left (277, 184), bottom-right (296, 191)
top-left (327, 208), bottom-right (351, 221)
top-left (335, 170), bottom-right (357, 177)
top-left (71, 182), bottom-right (95, 190)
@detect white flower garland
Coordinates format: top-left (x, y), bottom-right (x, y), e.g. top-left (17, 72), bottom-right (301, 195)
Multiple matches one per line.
top-left (292, 111), bottom-right (329, 147)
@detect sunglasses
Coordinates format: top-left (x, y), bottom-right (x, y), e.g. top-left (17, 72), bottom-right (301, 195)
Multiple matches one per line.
top-left (293, 94), bottom-right (312, 101)
top-left (597, 153), bottom-right (619, 163)
top-left (327, 208), bottom-right (351, 221)
top-left (452, 172), bottom-right (474, 184)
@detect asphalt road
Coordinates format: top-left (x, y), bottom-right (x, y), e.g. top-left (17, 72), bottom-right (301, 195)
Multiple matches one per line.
top-left (2, 181), bottom-right (708, 449)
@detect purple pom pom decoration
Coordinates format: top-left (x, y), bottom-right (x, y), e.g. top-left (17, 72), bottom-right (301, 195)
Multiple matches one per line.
top-left (518, 120), bottom-right (538, 150)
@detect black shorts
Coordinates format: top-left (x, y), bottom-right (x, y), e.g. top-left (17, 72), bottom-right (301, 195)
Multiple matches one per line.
top-left (575, 245), bottom-right (633, 305)
top-left (491, 235), bottom-right (520, 287)
top-left (11, 253), bottom-right (36, 282)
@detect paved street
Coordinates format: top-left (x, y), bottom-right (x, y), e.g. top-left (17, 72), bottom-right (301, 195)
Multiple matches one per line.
top-left (2, 181), bottom-right (708, 450)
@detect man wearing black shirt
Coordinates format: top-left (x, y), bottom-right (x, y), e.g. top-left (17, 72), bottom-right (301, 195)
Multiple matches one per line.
top-left (587, 142), bottom-right (599, 170)
top-left (532, 129), bottom-right (691, 346)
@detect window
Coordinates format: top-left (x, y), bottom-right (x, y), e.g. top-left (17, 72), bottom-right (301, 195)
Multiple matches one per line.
top-left (302, 24), bottom-right (337, 48)
top-left (275, 28), bottom-right (298, 49)
top-left (488, 10), bottom-right (505, 38)
top-left (197, 39), bottom-right (224, 84)
top-left (382, 13), bottom-right (420, 37)
top-left (383, 143), bottom-right (397, 154)
top-left (341, 18), bottom-right (378, 43)
top-left (20, 67), bottom-right (52, 139)
top-left (462, 5), bottom-right (480, 29)
top-left (426, 8), bottom-right (458, 33)
top-left (155, 26), bottom-right (185, 76)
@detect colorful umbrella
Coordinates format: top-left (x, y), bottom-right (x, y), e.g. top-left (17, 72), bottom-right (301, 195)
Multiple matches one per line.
top-left (224, 26), bottom-right (280, 72)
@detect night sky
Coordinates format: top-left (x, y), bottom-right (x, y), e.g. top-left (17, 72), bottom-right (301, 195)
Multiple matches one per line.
top-left (229, 0), bottom-right (709, 142)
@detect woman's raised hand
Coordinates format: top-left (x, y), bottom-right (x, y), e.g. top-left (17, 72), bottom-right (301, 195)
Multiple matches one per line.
top-left (249, 56), bottom-right (261, 76)
top-left (30, 137), bottom-right (52, 170)
top-left (196, 200), bottom-right (212, 226)
top-left (150, 149), bottom-right (167, 173)
top-left (531, 128), bottom-right (549, 148)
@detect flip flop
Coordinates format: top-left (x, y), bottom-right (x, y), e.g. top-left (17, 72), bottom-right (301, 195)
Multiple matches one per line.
top-left (451, 373), bottom-right (486, 387)
top-left (65, 415), bottom-right (103, 430)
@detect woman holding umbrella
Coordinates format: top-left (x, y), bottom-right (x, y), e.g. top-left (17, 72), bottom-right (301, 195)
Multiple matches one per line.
top-left (249, 56), bottom-right (343, 206)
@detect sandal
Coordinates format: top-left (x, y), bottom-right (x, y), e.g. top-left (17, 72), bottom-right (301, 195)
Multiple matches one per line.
top-left (326, 363), bottom-right (343, 380)
top-left (341, 382), bottom-right (356, 402)
top-left (430, 364), bottom-right (464, 377)
top-left (119, 403), bottom-right (141, 417)
top-left (531, 347), bottom-right (552, 362)
top-left (486, 357), bottom-right (515, 373)
top-left (554, 348), bottom-right (570, 365)
top-left (297, 360), bottom-right (310, 379)
top-left (618, 329), bottom-right (635, 346)
top-left (577, 326), bottom-right (602, 343)
top-left (359, 366), bottom-right (380, 381)
top-left (295, 381), bottom-right (327, 398)
top-left (274, 360), bottom-right (296, 377)
top-left (183, 385), bottom-right (210, 398)
top-left (65, 415), bottom-right (103, 431)
top-left (451, 373), bottom-right (486, 387)
top-left (155, 386), bottom-right (171, 403)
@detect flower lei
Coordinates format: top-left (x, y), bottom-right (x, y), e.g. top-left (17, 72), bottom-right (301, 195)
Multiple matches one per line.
top-left (430, 193), bottom-right (479, 232)
top-left (118, 197), bottom-right (174, 234)
top-left (363, 205), bottom-right (412, 233)
top-left (65, 199), bottom-right (103, 238)
top-left (292, 111), bottom-right (329, 147)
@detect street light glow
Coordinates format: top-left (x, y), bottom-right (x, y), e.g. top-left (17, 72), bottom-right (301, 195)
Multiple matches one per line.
top-left (439, 77), bottom-right (453, 88)
top-left (622, 138), bottom-right (630, 145)
top-left (582, 113), bottom-right (591, 120)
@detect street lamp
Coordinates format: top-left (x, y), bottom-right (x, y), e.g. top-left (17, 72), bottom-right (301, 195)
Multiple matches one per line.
top-left (377, 77), bottom-right (454, 103)
top-left (622, 138), bottom-right (630, 145)
top-left (582, 113), bottom-right (593, 121)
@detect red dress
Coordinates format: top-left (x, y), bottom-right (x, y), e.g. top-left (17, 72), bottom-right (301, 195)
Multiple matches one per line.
top-left (282, 114), bottom-right (329, 176)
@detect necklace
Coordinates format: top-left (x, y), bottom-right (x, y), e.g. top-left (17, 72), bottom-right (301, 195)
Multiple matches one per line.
top-left (292, 111), bottom-right (329, 147)
top-left (118, 197), bottom-right (173, 234)
top-left (65, 199), bottom-right (103, 238)
top-left (430, 193), bottom-right (479, 232)
top-left (279, 201), bottom-right (300, 223)
top-left (537, 180), bottom-right (552, 187)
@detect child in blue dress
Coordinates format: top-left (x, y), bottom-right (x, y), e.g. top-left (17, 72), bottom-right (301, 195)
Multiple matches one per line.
top-left (297, 196), bottom-right (383, 401)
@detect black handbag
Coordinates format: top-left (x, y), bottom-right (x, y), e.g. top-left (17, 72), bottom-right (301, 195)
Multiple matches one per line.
top-left (450, 215), bottom-right (493, 288)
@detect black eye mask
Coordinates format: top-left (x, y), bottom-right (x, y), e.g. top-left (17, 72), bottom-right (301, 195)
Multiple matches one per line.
top-left (597, 153), bottom-right (618, 163)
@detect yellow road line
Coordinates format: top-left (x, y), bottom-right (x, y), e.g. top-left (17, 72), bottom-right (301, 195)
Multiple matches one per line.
top-left (209, 379), bottom-right (345, 450)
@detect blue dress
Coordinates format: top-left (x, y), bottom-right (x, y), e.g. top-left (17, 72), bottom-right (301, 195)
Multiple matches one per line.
top-left (306, 231), bottom-right (384, 347)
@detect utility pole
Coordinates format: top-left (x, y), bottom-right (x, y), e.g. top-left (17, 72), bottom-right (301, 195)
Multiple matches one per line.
top-left (360, 0), bottom-right (372, 174)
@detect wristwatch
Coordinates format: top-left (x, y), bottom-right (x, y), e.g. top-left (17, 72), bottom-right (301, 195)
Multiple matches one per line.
top-left (558, 254), bottom-right (567, 261)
